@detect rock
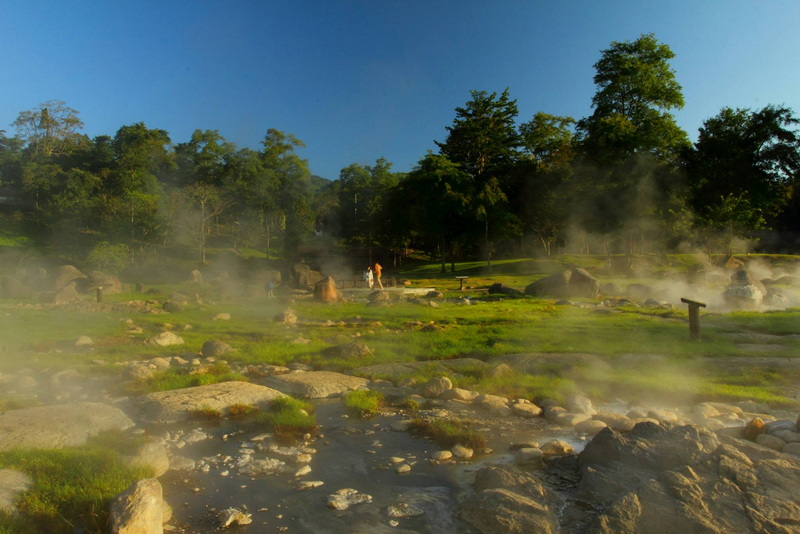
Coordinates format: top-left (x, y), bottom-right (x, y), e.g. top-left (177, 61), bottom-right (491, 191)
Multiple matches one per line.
top-left (211, 313), bottom-right (231, 321)
top-left (524, 268), bottom-right (599, 298)
top-left (540, 440), bottom-right (574, 456)
top-left (135, 382), bottom-right (285, 423)
top-left (201, 340), bottom-right (234, 357)
top-left (782, 442), bottom-right (800, 456)
top-left (458, 476), bottom-right (558, 534)
top-left (487, 283), bottom-right (523, 297)
top-left (515, 448), bottom-right (544, 465)
top-left (218, 507), bottom-right (252, 527)
top-left (755, 433), bottom-right (785, 451)
top-left (49, 264), bottom-right (86, 291)
top-left (124, 440), bottom-right (170, 478)
top-left (322, 341), bottom-right (373, 359)
top-left (565, 393), bottom-right (596, 415)
top-left (239, 458), bottom-right (286, 477)
top-left (510, 401), bottom-right (543, 418)
top-left (575, 419), bottom-right (608, 435)
top-left (123, 362), bottom-right (155, 382)
top-left (74, 336), bottom-right (95, 348)
top-left (261, 370), bottom-right (369, 398)
top-left (552, 412), bottom-right (592, 427)
top-left (314, 276), bottom-right (341, 303)
top-left (440, 388), bottom-right (480, 402)
top-left (367, 290), bottom-right (391, 307)
top-left (592, 412), bottom-right (636, 432)
top-left (82, 270), bottom-right (123, 293)
top-left (274, 308), bottom-right (298, 325)
top-left (431, 450), bottom-right (453, 461)
top-left (327, 488), bottom-right (372, 510)
top-left (387, 502), bottom-right (425, 518)
top-left (109, 478), bottom-right (164, 534)
top-left (565, 422), bottom-right (800, 533)
top-left (765, 419), bottom-right (796, 433)
top-left (292, 263), bottom-right (323, 288)
top-left (41, 281), bottom-right (83, 304)
top-left (146, 331), bottom-right (185, 347)
top-left (743, 417), bottom-right (766, 440)
top-left (0, 469), bottom-right (31, 514)
top-left (0, 403), bottom-right (134, 452)
top-left (0, 275), bottom-right (34, 299)
top-left (422, 376), bottom-right (453, 398)
top-left (452, 444), bottom-right (474, 459)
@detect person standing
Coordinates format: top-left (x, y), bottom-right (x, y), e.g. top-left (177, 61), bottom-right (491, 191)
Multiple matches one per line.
top-left (365, 266), bottom-right (374, 289)
top-left (373, 262), bottom-right (383, 289)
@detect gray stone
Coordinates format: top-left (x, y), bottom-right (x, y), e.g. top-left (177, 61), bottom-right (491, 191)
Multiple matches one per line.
top-left (109, 478), bottom-right (164, 534)
top-left (135, 381), bottom-right (285, 423)
top-left (0, 403), bottom-right (134, 452)
top-left (261, 371), bottom-right (369, 399)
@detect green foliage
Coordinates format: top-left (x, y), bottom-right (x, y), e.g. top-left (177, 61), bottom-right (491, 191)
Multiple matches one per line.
top-left (85, 241), bottom-right (129, 274)
top-left (344, 390), bottom-right (385, 418)
top-left (134, 364), bottom-right (247, 394)
top-left (408, 418), bottom-right (487, 450)
top-left (256, 396), bottom-right (317, 441)
top-left (0, 438), bottom-right (153, 534)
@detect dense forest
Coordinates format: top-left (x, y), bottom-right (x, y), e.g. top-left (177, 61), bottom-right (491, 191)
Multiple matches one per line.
top-left (1, 34), bottom-right (799, 273)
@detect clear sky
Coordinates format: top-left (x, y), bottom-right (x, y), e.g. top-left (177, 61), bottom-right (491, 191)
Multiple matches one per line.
top-left (2, 1), bottom-right (799, 180)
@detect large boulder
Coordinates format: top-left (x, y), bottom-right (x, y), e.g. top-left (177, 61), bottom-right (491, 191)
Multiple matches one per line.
top-left (109, 478), bottom-right (165, 534)
top-left (561, 422), bottom-right (800, 533)
top-left (458, 466), bottom-right (559, 534)
top-left (135, 381), bottom-right (285, 423)
top-left (0, 275), bottom-right (35, 299)
top-left (525, 268), bottom-right (599, 298)
top-left (322, 341), bottom-right (373, 359)
top-left (79, 270), bottom-right (124, 294)
top-left (0, 402), bottom-right (135, 452)
top-left (488, 283), bottom-right (523, 297)
top-left (313, 276), bottom-right (341, 303)
top-left (260, 370), bottom-right (369, 398)
top-left (724, 269), bottom-right (765, 308)
top-left (49, 265), bottom-right (86, 291)
top-left (291, 263), bottom-right (323, 288)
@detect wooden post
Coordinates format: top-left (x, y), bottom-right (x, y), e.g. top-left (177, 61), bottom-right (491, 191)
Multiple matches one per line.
top-left (96, 287), bottom-right (103, 303)
top-left (680, 298), bottom-right (707, 340)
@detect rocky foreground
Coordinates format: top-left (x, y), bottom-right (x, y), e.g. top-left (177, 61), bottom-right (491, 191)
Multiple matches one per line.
top-left (1, 351), bottom-right (800, 533)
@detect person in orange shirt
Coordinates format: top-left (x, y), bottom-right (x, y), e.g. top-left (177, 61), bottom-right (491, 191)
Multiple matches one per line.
top-left (373, 262), bottom-right (383, 289)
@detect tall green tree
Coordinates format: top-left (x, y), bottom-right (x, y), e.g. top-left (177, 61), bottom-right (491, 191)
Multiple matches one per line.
top-left (516, 113), bottom-right (577, 255)
top-left (13, 100), bottom-right (85, 158)
top-left (260, 129), bottom-right (314, 259)
top-left (686, 105), bottom-right (800, 252)
top-left (436, 89), bottom-right (521, 266)
top-left (578, 33), bottom-right (689, 165)
top-left (336, 157), bottom-right (400, 245)
top-left (391, 153), bottom-right (471, 272)
top-left (174, 129), bottom-right (236, 188)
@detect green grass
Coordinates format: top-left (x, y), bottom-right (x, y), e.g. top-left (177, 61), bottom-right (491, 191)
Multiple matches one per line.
top-left (128, 363), bottom-right (248, 394)
top-left (407, 418), bottom-right (487, 450)
top-left (256, 396), bottom-right (317, 441)
top-left (0, 435), bottom-right (154, 534)
top-left (344, 390), bottom-right (385, 418)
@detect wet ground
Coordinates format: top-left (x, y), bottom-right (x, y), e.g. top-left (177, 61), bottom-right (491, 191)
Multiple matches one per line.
top-left (158, 400), bottom-right (583, 533)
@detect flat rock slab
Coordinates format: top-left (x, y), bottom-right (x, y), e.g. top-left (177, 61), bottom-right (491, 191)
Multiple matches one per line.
top-left (135, 381), bottom-right (285, 423)
top-left (0, 402), bottom-right (135, 451)
top-left (261, 371), bottom-right (368, 398)
top-left (0, 469), bottom-right (32, 514)
top-left (490, 353), bottom-right (612, 374)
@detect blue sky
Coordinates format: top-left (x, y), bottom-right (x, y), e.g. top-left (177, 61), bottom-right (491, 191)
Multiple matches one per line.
top-left (2, 1), bottom-right (799, 180)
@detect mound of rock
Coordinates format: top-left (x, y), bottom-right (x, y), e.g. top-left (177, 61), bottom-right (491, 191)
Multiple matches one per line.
top-left (724, 269), bottom-right (766, 309)
top-left (524, 268), bottom-right (599, 298)
top-left (562, 422), bottom-right (800, 533)
top-left (135, 381), bottom-right (285, 423)
top-left (0, 402), bottom-right (135, 452)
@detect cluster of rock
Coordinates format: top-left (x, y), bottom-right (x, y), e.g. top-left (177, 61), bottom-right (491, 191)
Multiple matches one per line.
top-left (0, 264), bottom-right (123, 303)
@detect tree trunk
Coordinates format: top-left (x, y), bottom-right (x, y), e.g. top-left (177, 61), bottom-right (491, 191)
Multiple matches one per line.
top-left (440, 232), bottom-right (446, 274)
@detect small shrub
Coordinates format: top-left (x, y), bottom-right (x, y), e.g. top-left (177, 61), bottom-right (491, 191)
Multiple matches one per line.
top-left (228, 403), bottom-right (260, 418)
top-left (192, 405), bottom-right (223, 420)
top-left (408, 418), bottom-right (487, 450)
top-left (344, 390), bottom-right (385, 418)
top-left (257, 396), bottom-right (317, 441)
top-left (86, 241), bottom-right (130, 274)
